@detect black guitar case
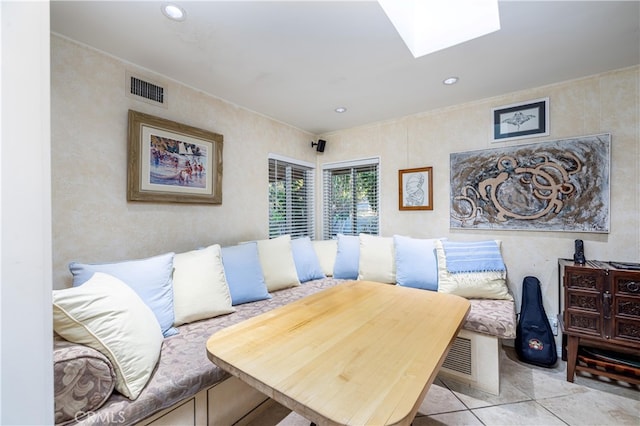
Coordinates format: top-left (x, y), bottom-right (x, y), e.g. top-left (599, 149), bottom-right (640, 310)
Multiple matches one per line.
top-left (515, 276), bottom-right (557, 367)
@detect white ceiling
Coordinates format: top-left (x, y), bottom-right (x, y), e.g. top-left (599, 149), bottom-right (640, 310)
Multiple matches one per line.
top-left (50, 1), bottom-right (640, 135)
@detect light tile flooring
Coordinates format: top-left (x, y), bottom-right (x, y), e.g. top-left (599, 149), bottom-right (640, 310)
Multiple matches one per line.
top-left (252, 346), bottom-right (639, 426)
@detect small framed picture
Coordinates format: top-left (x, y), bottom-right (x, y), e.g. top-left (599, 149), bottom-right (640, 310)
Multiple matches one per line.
top-left (492, 97), bottom-right (549, 142)
top-left (127, 110), bottom-right (223, 204)
top-left (399, 167), bottom-right (433, 211)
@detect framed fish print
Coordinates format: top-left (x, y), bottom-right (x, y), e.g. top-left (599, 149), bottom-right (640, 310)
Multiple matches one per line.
top-left (492, 97), bottom-right (549, 142)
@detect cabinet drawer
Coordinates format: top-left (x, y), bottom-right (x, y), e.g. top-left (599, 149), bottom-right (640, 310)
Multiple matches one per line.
top-left (565, 310), bottom-right (601, 336)
top-left (613, 318), bottom-right (640, 342)
top-left (614, 276), bottom-right (640, 296)
top-left (565, 269), bottom-right (603, 291)
top-left (616, 296), bottom-right (640, 317)
top-left (566, 290), bottom-right (600, 312)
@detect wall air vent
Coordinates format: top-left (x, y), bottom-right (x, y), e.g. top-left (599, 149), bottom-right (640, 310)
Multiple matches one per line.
top-left (441, 335), bottom-right (472, 376)
top-left (131, 76), bottom-right (164, 102)
top-left (126, 71), bottom-right (168, 108)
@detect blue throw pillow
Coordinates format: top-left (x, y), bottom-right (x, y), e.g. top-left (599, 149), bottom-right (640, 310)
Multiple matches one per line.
top-left (442, 240), bottom-right (506, 273)
top-left (333, 234), bottom-right (360, 279)
top-left (394, 235), bottom-right (439, 291)
top-left (291, 237), bottom-right (326, 283)
top-left (221, 242), bottom-right (271, 305)
top-left (68, 252), bottom-right (177, 337)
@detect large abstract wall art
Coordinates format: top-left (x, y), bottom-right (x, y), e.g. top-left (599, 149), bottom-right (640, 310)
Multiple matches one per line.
top-left (450, 134), bottom-right (610, 233)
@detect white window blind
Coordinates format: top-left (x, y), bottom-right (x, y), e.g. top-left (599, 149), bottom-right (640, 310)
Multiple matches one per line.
top-left (322, 158), bottom-right (380, 239)
top-left (268, 156), bottom-right (315, 239)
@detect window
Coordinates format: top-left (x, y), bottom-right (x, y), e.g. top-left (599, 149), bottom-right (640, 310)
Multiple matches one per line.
top-left (268, 155), bottom-right (315, 239)
top-left (322, 158), bottom-right (380, 239)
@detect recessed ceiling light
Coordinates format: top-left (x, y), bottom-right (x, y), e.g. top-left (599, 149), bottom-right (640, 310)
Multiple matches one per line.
top-left (162, 4), bottom-right (186, 21)
top-left (335, 107), bottom-right (347, 113)
top-left (443, 77), bottom-right (459, 85)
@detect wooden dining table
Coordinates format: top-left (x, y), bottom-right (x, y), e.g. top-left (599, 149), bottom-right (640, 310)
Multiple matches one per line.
top-left (206, 280), bottom-right (470, 426)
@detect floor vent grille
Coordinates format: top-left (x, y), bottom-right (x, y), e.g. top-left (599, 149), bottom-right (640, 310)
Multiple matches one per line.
top-left (126, 72), bottom-right (167, 108)
top-left (442, 336), bottom-right (472, 376)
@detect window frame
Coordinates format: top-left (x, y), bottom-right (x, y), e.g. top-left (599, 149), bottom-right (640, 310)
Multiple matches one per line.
top-left (268, 154), bottom-right (316, 239)
top-left (321, 157), bottom-right (381, 239)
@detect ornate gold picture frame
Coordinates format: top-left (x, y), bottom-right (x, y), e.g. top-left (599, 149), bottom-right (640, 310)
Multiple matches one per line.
top-left (127, 110), bottom-right (223, 204)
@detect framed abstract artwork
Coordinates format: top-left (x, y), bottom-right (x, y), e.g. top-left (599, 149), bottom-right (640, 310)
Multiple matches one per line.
top-left (399, 167), bottom-right (433, 211)
top-left (492, 97), bottom-right (549, 142)
top-left (450, 134), bottom-right (610, 233)
top-left (127, 110), bottom-right (223, 204)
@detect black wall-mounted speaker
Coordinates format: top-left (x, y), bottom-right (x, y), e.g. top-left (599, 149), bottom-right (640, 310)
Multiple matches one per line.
top-left (311, 139), bottom-right (326, 152)
top-left (573, 239), bottom-right (586, 265)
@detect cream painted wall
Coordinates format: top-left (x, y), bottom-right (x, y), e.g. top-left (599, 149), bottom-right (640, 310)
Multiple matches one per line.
top-left (318, 66), bottom-right (640, 320)
top-left (52, 34), bottom-right (639, 328)
top-left (51, 35), bottom-right (317, 289)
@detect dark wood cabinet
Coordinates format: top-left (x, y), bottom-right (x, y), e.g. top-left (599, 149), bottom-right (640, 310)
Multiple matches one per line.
top-left (611, 270), bottom-right (640, 342)
top-left (559, 259), bottom-right (640, 384)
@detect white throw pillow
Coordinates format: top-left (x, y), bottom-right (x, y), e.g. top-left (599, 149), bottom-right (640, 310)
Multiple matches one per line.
top-left (312, 239), bottom-right (338, 277)
top-left (172, 244), bottom-right (235, 326)
top-left (435, 240), bottom-right (512, 300)
top-left (358, 234), bottom-right (396, 284)
top-left (52, 272), bottom-right (163, 400)
top-left (256, 235), bottom-right (301, 291)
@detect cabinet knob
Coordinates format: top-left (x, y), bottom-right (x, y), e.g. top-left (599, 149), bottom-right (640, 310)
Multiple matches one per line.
top-left (626, 281), bottom-right (639, 293)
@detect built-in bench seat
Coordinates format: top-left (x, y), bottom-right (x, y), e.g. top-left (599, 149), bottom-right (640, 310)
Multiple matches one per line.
top-left (55, 277), bottom-right (515, 425)
top-left (57, 278), bottom-right (344, 426)
top-left (439, 298), bottom-right (516, 395)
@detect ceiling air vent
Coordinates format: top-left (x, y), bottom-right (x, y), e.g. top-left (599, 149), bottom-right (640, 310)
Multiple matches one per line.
top-left (126, 71), bottom-right (168, 108)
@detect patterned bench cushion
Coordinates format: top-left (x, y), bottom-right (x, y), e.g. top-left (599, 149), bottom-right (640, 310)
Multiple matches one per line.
top-left (54, 338), bottom-right (116, 425)
top-left (464, 298), bottom-right (517, 339)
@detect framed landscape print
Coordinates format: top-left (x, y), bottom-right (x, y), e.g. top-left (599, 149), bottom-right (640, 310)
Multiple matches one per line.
top-left (127, 110), bottom-right (223, 204)
top-left (399, 167), bottom-right (433, 210)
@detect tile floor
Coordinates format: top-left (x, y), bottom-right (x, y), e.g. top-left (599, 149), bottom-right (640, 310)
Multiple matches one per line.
top-left (252, 346), bottom-right (639, 426)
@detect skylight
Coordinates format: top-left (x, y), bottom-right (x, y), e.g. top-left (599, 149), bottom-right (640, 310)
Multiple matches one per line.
top-left (377, 0), bottom-right (501, 58)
